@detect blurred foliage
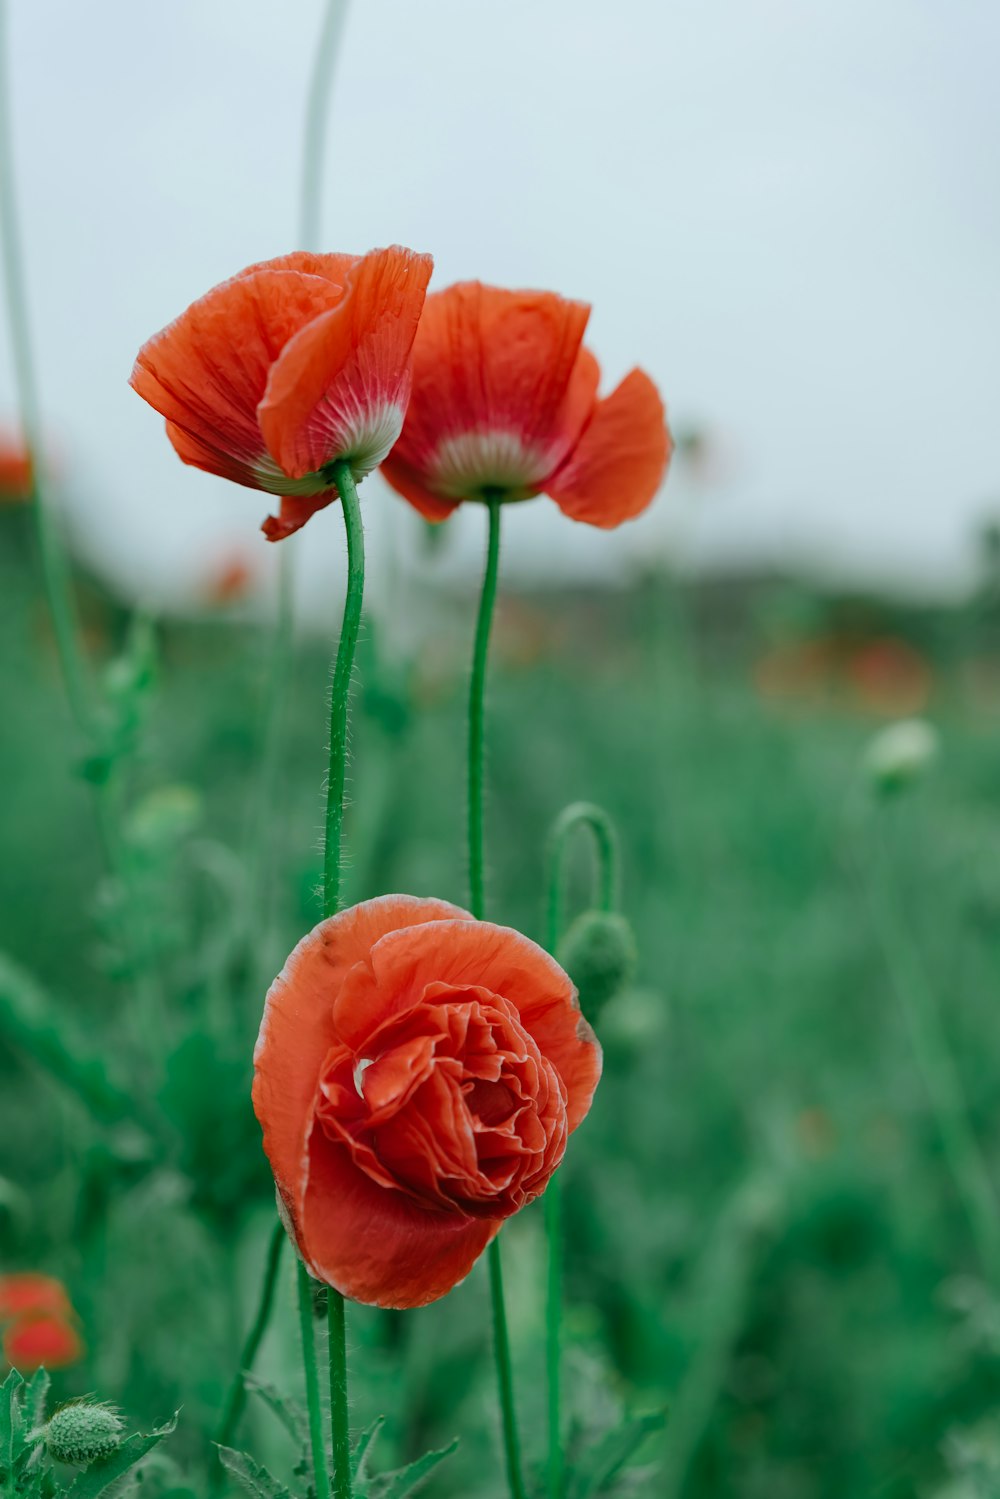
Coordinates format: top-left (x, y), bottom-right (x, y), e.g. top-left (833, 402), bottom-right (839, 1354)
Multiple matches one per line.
top-left (4, 506), bottom-right (1000, 1496)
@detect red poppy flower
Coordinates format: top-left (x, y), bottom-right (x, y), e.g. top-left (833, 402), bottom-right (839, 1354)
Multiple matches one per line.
top-left (3, 1313), bottom-right (83, 1372)
top-left (381, 281), bottom-right (672, 527)
top-left (0, 435), bottom-right (32, 503)
top-left (130, 247), bottom-right (433, 541)
top-left (253, 895), bottom-right (601, 1309)
top-left (0, 1273), bottom-right (72, 1323)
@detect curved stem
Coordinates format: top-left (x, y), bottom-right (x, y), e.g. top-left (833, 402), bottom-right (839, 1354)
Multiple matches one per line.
top-left (467, 499), bottom-right (526, 1499)
top-left (545, 801), bottom-right (620, 953)
top-left (542, 800), bottom-right (619, 1499)
top-left (325, 462), bottom-right (365, 918)
top-left (0, 0), bottom-right (93, 736)
top-left (297, 1263), bottom-right (331, 1499)
top-left (468, 497), bottom-right (502, 921)
top-left (299, 0), bottom-right (350, 250)
top-left (864, 819), bottom-right (1000, 1282)
top-left (213, 1221), bottom-right (286, 1465)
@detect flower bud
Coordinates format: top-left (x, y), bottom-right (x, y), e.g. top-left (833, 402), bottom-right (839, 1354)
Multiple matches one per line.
top-left (558, 910), bottom-right (637, 1022)
top-left (864, 718), bottom-right (939, 796)
top-left (45, 1402), bottom-right (123, 1466)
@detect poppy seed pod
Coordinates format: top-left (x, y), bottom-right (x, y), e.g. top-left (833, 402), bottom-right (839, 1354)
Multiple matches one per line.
top-left (558, 910), bottom-right (637, 1023)
top-left (45, 1402), bottom-right (123, 1466)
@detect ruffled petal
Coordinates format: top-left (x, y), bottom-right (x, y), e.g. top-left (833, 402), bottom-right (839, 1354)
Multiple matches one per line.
top-left (334, 920), bottom-right (601, 1132)
top-left (131, 269), bottom-right (344, 479)
top-left (300, 1127), bottom-right (498, 1308)
top-left (384, 283), bottom-right (593, 503)
top-left (260, 492), bottom-right (337, 542)
top-left (164, 421), bottom-right (264, 490)
top-left (252, 894), bottom-right (470, 1250)
top-left (235, 251), bottom-right (357, 285)
top-left (545, 368), bottom-right (672, 527)
top-left (258, 246), bottom-right (433, 481)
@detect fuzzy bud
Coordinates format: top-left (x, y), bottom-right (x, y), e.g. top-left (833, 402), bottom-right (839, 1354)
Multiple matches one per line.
top-left (45, 1402), bottom-right (124, 1466)
top-left (558, 910), bottom-right (637, 1022)
top-left (864, 718), bottom-right (939, 796)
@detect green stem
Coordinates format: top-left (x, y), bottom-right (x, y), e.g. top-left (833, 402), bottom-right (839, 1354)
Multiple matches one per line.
top-left (468, 497), bottom-right (502, 921)
top-left (213, 1222), bottom-right (286, 1462)
top-left (865, 820), bottom-right (1000, 1282)
top-left (0, 0), bottom-right (93, 737)
top-left (325, 461), bottom-right (365, 918)
top-left (467, 498), bottom-right (526, 1499)
top-left (488, 1237), bottom-right (528, 1499)
top-left (299, 0), bottom-right (350, 250)
top-left (542, 800), bottom-right (619, 1498)
top-left (297, 1262), bottom-right (331, 1499)
top-left (328, 1283), bottom-right (352, 1499)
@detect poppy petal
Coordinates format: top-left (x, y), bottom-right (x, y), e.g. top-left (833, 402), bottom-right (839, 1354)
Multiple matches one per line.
top-left (164, 421), bottom-right (264, 490)
top-left (252, 894), bottom-right (471, 1253)
top-left (299, 1126), bottom-right (498, 1308)
top-left (130, 269), bottom-right (343, 476)
top-left (334, 919), bottom-right (601, 1132)
top-left (378, 457), bottom-right (460, 523)
top-left (258, 246), bottom-right (433, 481)
top-left (545, 368), bottom-right (672, 527)
top-left (260, 493), bottom-right (338, 542)
top-left (3, 1314), bottom-right (83, 1371)
top-left (235, 251), bottom-right (357, 285)
top-left (386, 283), bottom-right (593, 500)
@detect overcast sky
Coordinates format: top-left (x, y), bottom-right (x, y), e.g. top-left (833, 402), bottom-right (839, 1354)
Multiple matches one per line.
top-left (2, 0), bottom-right (998, 615)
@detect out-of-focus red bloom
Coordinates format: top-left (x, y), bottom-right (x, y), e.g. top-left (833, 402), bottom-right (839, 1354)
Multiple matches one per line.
top-left (382, 282), bottom-right (672, 528)
top-left (0, 434), bottom-right (32, 503)
top-left (3, 1313), bottom-right (83, 1372)
top-left (130, 247), bottom-right (433, 542)
top-left (203, 555), bottom-right (256, 606)
top-left (253, 895), bottom-right (602, 1308)
top-left (0, 1273), bottom-right (71, 1322)
top-left (846, 637), bottom-right (931, 716)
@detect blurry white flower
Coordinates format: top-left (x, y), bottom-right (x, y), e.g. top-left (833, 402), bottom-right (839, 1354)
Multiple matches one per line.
top-left (864, 717), bottom-right (939, 795)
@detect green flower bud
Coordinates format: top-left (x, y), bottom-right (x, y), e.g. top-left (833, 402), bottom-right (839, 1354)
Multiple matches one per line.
top-left (45, 1401), bottom-right (124, 1466)
top-left (558, 910), bottom-right (637, 1023)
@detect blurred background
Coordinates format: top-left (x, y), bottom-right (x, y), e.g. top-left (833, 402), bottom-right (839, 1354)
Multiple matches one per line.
top-left (4, 3), bottom-right (1000, 1498)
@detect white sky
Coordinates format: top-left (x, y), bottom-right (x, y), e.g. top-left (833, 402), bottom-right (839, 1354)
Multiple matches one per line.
top-left (2, 0), bottom-right (999, 616)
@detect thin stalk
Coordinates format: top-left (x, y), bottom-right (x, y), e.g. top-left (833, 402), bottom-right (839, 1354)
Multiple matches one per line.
top-left (327, 1280), bottom-right (351, 1499)
top-left (297, 1262), bottom-right (331, 1499)
top-left (865, 821), bottom-right (1000, 1282)
top-left (0, 0), bottom-right (93, 735)
top-left (468, 497), bottom-right (502, 922)
top-left (542, 800), bottom-right (620, 1498)
top-left (213, 1221), bottom-right (286, 1460)
top-left (299, 0), bottom-right (350, 250)
top-left (467, 498), bottom-right (527, 1499)
top-left (488, 1237), bottom-right (528, 1499)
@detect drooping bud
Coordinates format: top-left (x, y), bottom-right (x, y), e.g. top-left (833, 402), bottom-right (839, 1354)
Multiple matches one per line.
top-left (558, 910), bottom-right (637, 1023)
top-left (45, 1402), bottom-right (124, 1466)
top-left (864, 718), bottom-right (939, 796)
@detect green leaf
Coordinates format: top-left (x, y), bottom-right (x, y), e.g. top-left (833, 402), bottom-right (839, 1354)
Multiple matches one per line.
top-left (24, 1367), bottom-right (50, 1431)
top-left (351, 1416), bottom-right (384, 1482)
top-left (367, 1439), bottom-right (458, 1498)
top-left (216, 1446), bottom-right (293, 1499)
top-left (65, 1413), bottom-right (178, 1498)
top-left (568, 1410), bottom-right (667, 1499)
top-left (245, 1376), bottom-right (308, 1450)
top-left (0, 1367), bottom-right (25, 1473)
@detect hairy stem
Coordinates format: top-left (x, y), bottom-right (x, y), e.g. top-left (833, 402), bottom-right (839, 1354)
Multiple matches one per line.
top-left (298, 1263), bottom-right (331, 1499)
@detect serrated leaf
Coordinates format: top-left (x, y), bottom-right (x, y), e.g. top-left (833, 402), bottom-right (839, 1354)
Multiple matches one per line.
top-left (568, 1410), bottom-right (667, 1499)
top-left (368, 1438), bottom-right (458, 1498)
top-left (245, 1376), bottom-right (308, 1450)
top-left (351, 1416), bottom-right (384, 1481)
top-left (0, 1367), bottom-right (25, 1473)
top-left (25, 1367), bottom-right (50, 1430)
top-left (65, 1413), bottom-right (178, 1498)
top-left (216, 1446), bottom-right (293, 1498)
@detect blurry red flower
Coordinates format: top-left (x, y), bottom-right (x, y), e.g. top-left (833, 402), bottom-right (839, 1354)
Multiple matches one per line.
top-left (3, 1313), bottom-right (83, 1372)
top-left (0, 434), bottom-right (32, 504)
top-left (203, 555), bottom-right (256, 606)
top-left (253, 894), bottom-right (601, 1308)
top-left (0, 1273), bottom-right (71, 1322)
top-left (130, 247), bottom-right (433, 541)
top-left (382, 281), bottom-right (672, 527)
top-left (847, 637), bottom-right (931, 716)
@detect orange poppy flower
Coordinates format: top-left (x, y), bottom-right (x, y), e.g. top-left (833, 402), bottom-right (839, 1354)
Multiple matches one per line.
top-left (130, 247), bottom-right (433, 541)
top-left (0, 434), bottom-right (32, 503)
top-left (381, 281), bottom-right (672, 527)
top-left (3, 1312), bottom-right (83, 1372)
top-left (253, 895), bottom-right (602, 1309)
top-left (0, 1273), bottom-right (72, 1323)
